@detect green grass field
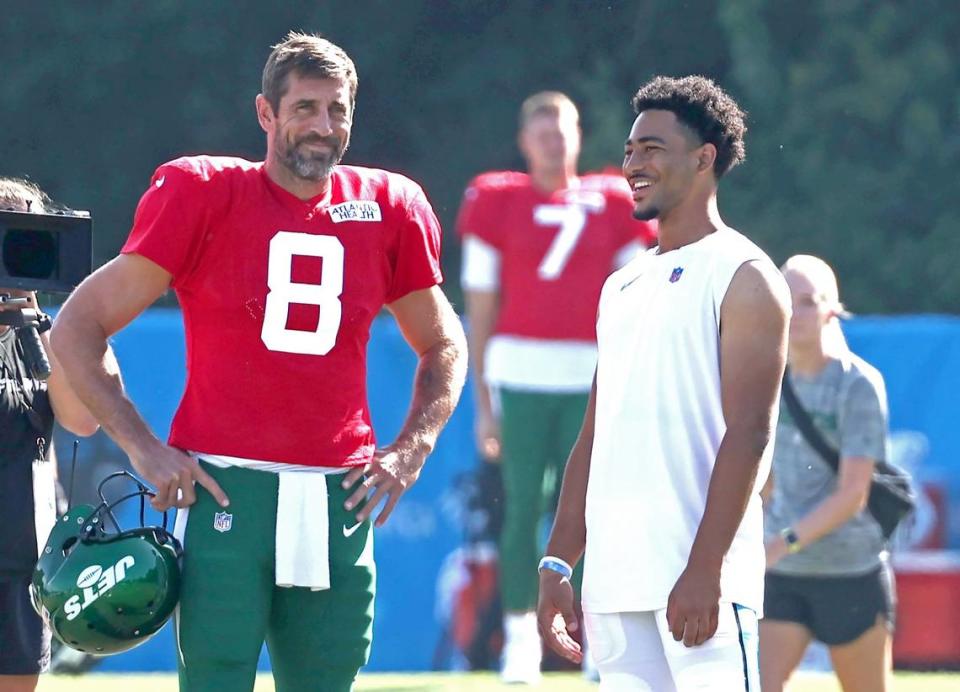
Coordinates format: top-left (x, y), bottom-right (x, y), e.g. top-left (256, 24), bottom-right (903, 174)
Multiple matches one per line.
top-left (35, 671), bottom-right (960, 691)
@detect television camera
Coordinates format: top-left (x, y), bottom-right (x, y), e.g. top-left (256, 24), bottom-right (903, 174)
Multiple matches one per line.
top-left (0, 208), bottom-right (92, 379)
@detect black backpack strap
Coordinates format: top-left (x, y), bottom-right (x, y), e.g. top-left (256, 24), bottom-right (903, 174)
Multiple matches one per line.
top-left (781, 368), bottom-right (841, 474)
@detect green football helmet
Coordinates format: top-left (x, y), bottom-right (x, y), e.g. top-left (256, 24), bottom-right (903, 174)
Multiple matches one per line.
top-left (30, 471), bottom-right (182, 655)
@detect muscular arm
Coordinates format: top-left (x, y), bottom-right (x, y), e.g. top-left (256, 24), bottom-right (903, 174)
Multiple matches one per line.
top-left (690, 261), bottom-right (790, 567)
top-left (50, 253), bottom-right (228, 510)
top-left (45, 328), bottom-right (119, 437)
top-left (344, 285), bottom-right (467, 526)
top-left (537, 372), bottom-right (597, 663)
top-left (387, 285), bottom-right (468, 461)
top-left (50, 254), bottom-right (171, 454)
top-left (667, 260), bottom-right (790, 646)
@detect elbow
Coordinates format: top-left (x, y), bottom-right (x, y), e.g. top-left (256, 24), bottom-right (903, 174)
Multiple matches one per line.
top-left (446, 321), bottom-right (469, 383)
top-left (48, 317), bottom-right (88, 376)
top-left (752, 427), bottom-right (774, 460)
top-left (49, 306), bottom-right (101, 364)
top-left (850, 487), bottom-right (870, 514)
top-left (58, 414), bottom-right (100, 438)
top-left (832, 485), bottom-right (870, 521)
top-left (48, 319), bottom-right (70, 360)
top-left (727, 421), bottom-right (773, 462)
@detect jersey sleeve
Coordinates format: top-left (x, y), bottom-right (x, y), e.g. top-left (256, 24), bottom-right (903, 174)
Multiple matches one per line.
top-left (121, 159), bottom-right (215, 287)
top-left (385, 184), bottom-right (444, 303)
top-left (455, 176), bottom-right (504, 249)
top-left (460, 234), bottom-right (501, 291)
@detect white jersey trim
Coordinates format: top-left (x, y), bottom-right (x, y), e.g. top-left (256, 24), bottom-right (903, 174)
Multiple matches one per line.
top-left (460, 234), bottom-right (501, 291)
top-left (484, 335), bottom-right (597, 391)
top-left (189, 451), bottom-right (347, 475)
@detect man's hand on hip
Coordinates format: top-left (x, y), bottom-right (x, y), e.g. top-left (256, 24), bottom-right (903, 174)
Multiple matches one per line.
top-left (131, 442), bottom-right (229, 512)
top-left (342, 442), bottom-right (427, 528)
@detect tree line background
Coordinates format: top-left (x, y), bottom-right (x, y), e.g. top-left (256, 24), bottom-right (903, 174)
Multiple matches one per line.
top-left (2, 0), bottom-right (957, 313)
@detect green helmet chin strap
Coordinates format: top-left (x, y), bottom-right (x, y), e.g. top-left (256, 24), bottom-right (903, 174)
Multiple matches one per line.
top-left (31, 472), bottom-right (183, 655)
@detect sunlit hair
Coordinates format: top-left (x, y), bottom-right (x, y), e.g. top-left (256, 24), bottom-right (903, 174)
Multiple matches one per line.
top-left (782, 254), bottom-right (850, 355)
top-left (262, 31), bottom-right (358, 114)
top-left (519, 91), bottom-right (579, 130)
top-left (631, 75), bottom-right (746, 178)
top-left (0, 177), bottom-right (48, 213)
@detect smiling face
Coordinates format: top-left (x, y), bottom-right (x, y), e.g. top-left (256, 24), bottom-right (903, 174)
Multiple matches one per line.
top-left (622, 109), bottom-right (713, 221)
top-left (258, 72), bottom-right (353, 183)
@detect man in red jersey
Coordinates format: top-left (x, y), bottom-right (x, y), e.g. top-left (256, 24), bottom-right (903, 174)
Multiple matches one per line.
top-left (51, 32), bottom-right (467, 692)
top-left (457, 92), bottom-right (656, 683)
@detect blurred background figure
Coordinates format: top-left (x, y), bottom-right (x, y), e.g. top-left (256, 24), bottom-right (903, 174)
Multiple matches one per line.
top-left (762, 254), bottom-right (896, 692)
top-left (0, 178), bottom-right (104, 692)
top-left (457, 91), bottom-right (656, 683)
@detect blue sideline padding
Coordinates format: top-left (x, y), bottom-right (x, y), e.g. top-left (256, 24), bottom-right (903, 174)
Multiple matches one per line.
top-left (73, 310), bottom-right (959, 672)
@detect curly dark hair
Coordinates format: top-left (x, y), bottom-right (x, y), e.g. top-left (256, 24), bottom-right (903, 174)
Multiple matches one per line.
top-left (631, 76), bottom-right (747, 178)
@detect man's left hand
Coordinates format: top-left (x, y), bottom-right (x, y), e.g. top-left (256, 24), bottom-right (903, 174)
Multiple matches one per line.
top-left (341, 442), bottom-right (427, 527)
top-left (665, 563), bottom-right (721, 647)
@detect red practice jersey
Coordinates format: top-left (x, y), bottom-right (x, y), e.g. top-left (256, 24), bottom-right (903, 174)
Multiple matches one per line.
top-left (456, 171), bottom-right (656, 341)
top-left (123, 156), bottom-right (443, 467)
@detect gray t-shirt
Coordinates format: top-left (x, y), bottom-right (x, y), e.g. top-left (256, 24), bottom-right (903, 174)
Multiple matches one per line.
top-left (764, 355), bottom-right (889, 576)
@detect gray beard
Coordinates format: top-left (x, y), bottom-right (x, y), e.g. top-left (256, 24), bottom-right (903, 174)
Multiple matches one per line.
top-left (277, 135), bottom-right (348, 182)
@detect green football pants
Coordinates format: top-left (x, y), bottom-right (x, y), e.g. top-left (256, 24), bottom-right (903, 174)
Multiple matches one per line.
top-left (175, 462), bottom-right (375, 692)
top-left (498, 388), bottom-right (588, 612)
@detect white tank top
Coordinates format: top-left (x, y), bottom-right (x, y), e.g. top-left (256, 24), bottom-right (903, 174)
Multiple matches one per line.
top-left (583, 227), bottom-right (776, 615)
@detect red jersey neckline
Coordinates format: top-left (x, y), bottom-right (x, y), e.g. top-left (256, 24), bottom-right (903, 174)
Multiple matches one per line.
top-left (529, 174), bottom-right (581, 201)
top-left (259, 164), bottom-right (335, 213)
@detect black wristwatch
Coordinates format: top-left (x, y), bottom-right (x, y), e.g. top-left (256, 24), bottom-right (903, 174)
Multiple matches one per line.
top-left (780, 527), bottom-right (802, 554)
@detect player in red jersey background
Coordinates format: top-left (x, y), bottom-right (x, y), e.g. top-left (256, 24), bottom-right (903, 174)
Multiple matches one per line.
top-left (457, 91), bottom-right (656, 684)
top-left (52, 32), bottom-right (467, 692)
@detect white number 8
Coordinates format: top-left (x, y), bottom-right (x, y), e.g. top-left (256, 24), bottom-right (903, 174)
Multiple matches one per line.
top-left (261, 231), bottom-right (344, 356)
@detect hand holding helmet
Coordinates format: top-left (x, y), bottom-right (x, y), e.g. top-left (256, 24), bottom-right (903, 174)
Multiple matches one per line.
top-left (30, 472), bottom-right (182, 656)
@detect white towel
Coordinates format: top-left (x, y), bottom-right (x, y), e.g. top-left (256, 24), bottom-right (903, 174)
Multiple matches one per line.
top-left (32, 459), bottom-right (57, 556)
top-left (275, 472), bottom-right (330, 591)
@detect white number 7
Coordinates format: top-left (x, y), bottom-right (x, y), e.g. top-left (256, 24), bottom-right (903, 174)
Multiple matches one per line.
top-left (261, 231), bottom-right (344, 356)
top-left (534, 204), bottom-right (587, 280)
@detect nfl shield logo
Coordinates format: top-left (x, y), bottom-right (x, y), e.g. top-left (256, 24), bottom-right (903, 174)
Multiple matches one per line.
top-left (213, 511), bottom-right (233, 533)
top-left (669, 267), bottom-right (684, 283)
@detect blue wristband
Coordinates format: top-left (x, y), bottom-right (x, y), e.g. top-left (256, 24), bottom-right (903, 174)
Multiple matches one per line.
top-left (538, 555), bottom-right (573, 580)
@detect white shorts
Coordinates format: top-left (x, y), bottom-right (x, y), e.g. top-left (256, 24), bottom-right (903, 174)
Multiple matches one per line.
top-left (584, 604), bottom-right (760, 691)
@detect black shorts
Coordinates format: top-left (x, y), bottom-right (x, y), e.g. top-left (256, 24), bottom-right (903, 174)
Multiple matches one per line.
top-left (0, 575), bottom-right (51, 675)
top-left (764, 564), bottom-right (896, 646)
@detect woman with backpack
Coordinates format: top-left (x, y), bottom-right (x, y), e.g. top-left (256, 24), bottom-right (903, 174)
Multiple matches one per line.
top-left (761, 254), bottom-right (896, 692)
